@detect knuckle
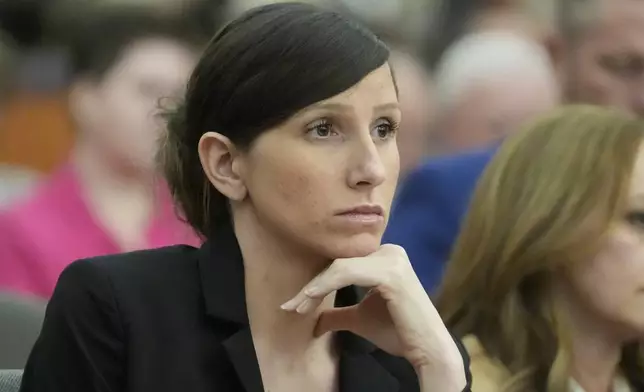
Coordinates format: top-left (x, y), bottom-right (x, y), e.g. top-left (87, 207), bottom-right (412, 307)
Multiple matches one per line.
top-left (390, 260), bottom-right (408, 280)
top-left (381, 243), bottom-right (408, 258)
top-left (382, 246), bottom-right (412, 281)
top-left (327, 258), bottom-right (349, 278)
top-left (384, 245), bottom-right (411, 266)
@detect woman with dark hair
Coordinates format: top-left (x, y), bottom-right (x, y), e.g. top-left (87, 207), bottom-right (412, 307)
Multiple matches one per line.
top-left (20, 3), bottom-right (471, 391)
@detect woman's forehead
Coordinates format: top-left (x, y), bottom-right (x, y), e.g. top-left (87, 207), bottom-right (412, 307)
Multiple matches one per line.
top-left (298, 65), bottom-right (398, 112)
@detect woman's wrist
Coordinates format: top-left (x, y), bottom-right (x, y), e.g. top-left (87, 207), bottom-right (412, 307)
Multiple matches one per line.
top-left (412, 341), bottom-right (468, 392)
top-left (415, 360), bottom-right (467, 392)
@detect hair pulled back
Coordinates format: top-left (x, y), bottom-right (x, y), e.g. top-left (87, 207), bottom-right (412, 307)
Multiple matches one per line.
top-left (160, 2), bottom-right (390, 238)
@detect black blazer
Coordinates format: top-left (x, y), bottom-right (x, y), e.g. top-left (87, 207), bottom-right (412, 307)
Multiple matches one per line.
top-left (20, 227), bottom-right (471, 392)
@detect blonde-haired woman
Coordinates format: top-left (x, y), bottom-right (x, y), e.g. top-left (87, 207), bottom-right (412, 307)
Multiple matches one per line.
top-left (436, 105), bottom-right (644, 392)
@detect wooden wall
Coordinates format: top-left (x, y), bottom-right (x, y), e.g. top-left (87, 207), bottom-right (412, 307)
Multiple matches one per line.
top-left (0, 92), bottom-right (74, 173)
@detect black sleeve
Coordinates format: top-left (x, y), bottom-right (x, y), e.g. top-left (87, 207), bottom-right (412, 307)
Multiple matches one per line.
top-left (20, 259), bottom-right (126, 392)
top-left (453, 334), bottom-right (472, 392)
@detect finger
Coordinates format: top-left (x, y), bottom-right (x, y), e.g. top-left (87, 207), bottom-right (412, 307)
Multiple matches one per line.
top-left (282, 254), bottom-right (396, 313)
top-left (281, 277), bottom-right (328, 313)
top-left (281, 262), bottom-right (338, 311)
top-left (295, 296), bottom-right (324, 314)
top-left (314, 305), bottom-right (360, 337)
top-left (301, 257), bottom-right (386, 300)
top-left (280, 293), bottom-right (309, 311)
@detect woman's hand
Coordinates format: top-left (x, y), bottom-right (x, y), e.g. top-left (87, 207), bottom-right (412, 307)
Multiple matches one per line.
top-left (280, 244), bottom-right (467, 390)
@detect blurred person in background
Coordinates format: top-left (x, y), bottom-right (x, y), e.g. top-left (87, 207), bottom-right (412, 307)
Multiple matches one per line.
top-left (48, 0), bottom-right (226, 43)
top-left (0, 0), bottom-right (48, 48)
top-left (472, 0), bottom-right (546, 40)
top-left (0, 0), bottom-right (226, 176)
top-left (430, 30), bottom-right (559, 154)
top-left (225, 0), bottom-right (324, 19)
top-left (0, 6), bottom-right (204, 299)
top-left (437, 105), bottom-right (644, 392)
top-left (388, 49), bottom-right (435, 180)
top-left (554, 0), bottom-right (644, 117)
top-left (385, 0), bottom-right (644, 293)
top-left (0, 32), bottom-right (41, 208)
top-left (427, 0), bottom-right (542, 67)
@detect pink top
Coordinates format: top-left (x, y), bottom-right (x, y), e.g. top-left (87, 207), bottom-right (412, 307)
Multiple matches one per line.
top-left (0, 164), bottom-right (201, 299)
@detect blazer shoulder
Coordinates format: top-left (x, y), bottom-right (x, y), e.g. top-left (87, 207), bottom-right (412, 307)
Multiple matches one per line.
top-left (20, 246), bottom-right (201, 392)
top-left (60, 245), bottom-right (202, 304)
top-left (83, 244), bottom-right (200, 274)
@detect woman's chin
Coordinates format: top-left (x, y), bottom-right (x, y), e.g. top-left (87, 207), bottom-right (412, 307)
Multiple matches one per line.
top-left (321, 232), bottom-right (383, 259)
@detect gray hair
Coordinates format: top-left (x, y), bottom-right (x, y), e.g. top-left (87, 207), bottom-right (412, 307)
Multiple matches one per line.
top-left (433, 30), bottom-right (557, 111)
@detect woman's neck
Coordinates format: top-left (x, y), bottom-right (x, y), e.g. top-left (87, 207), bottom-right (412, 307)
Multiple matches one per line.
top-left (234, 210), bottom-right (338, 361)
top-left (560, 289), bottom-right (624, 392)
top-left (570, 334), bottom-right (622, 392)
top-left (71, 143), bottom-right (156, 251)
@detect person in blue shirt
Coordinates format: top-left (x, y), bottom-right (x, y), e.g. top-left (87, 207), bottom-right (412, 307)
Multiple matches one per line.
top-left (385, 0), bottom-right (644, 293)
top-left (382, 31), bottom-right (558, 293)
top-left (383, 147), bottom-right (495, 292)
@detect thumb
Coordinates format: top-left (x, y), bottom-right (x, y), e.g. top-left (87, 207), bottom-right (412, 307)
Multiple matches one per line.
top-left (314, 305), bottom-right (360, 337)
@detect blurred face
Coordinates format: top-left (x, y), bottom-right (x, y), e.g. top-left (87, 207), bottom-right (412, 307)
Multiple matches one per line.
top-left (391, 55), bottom-right (435, 178)
top-left (441, 72), bottom-right (558, 152)
top-left (564, 144), bottom-right (644, 340)
top-left (237, 64), bottom-right (400, 259)
top-left (78, 38), bottom-right (196, 173)
top-left (568, 3), bottom-right (644, 117)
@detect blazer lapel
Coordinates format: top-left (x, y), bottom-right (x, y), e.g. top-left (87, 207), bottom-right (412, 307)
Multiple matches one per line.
top-left (222, 328), bottom-right (265, 392)
top-left (198, 227), bottom-right (265, 392)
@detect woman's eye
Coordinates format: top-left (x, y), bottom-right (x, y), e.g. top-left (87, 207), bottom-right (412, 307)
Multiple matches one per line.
top-left (599, 54), bottom-right (644, 79)
top-left (372, 119), bottom-right (399, 139)
top-left (307, 120), bottom-right (337, 138)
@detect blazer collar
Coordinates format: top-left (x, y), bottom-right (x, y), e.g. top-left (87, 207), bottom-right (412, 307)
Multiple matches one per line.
top-left (197, 226), bottom-right (248, 325)
top-left (197, 226), bottom-right (400, 392)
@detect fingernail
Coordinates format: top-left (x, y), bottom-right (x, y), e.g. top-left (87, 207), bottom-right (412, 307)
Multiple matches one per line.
top-left (280, 299), bottom-right (298, 311)
top-left (296, 299), bottom-right (311, 314)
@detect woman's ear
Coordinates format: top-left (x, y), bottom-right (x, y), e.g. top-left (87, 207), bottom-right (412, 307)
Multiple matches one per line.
top-left (68, 78), bottom-right (101, 133)
top-left (198, 132), bottom-right (248, 201)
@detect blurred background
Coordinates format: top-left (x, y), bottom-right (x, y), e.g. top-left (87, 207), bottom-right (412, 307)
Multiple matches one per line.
top-left (0, 0), bottom-right (563, 205)
top-left (1, 0), bottom-right (644, 370)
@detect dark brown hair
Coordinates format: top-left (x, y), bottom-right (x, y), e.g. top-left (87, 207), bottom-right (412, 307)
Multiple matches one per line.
top-left (159, 2), bottom-right (390, 238)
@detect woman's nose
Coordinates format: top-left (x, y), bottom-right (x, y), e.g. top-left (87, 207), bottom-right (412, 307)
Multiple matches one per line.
top-left (346, 137), bottom-right (386, 189)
